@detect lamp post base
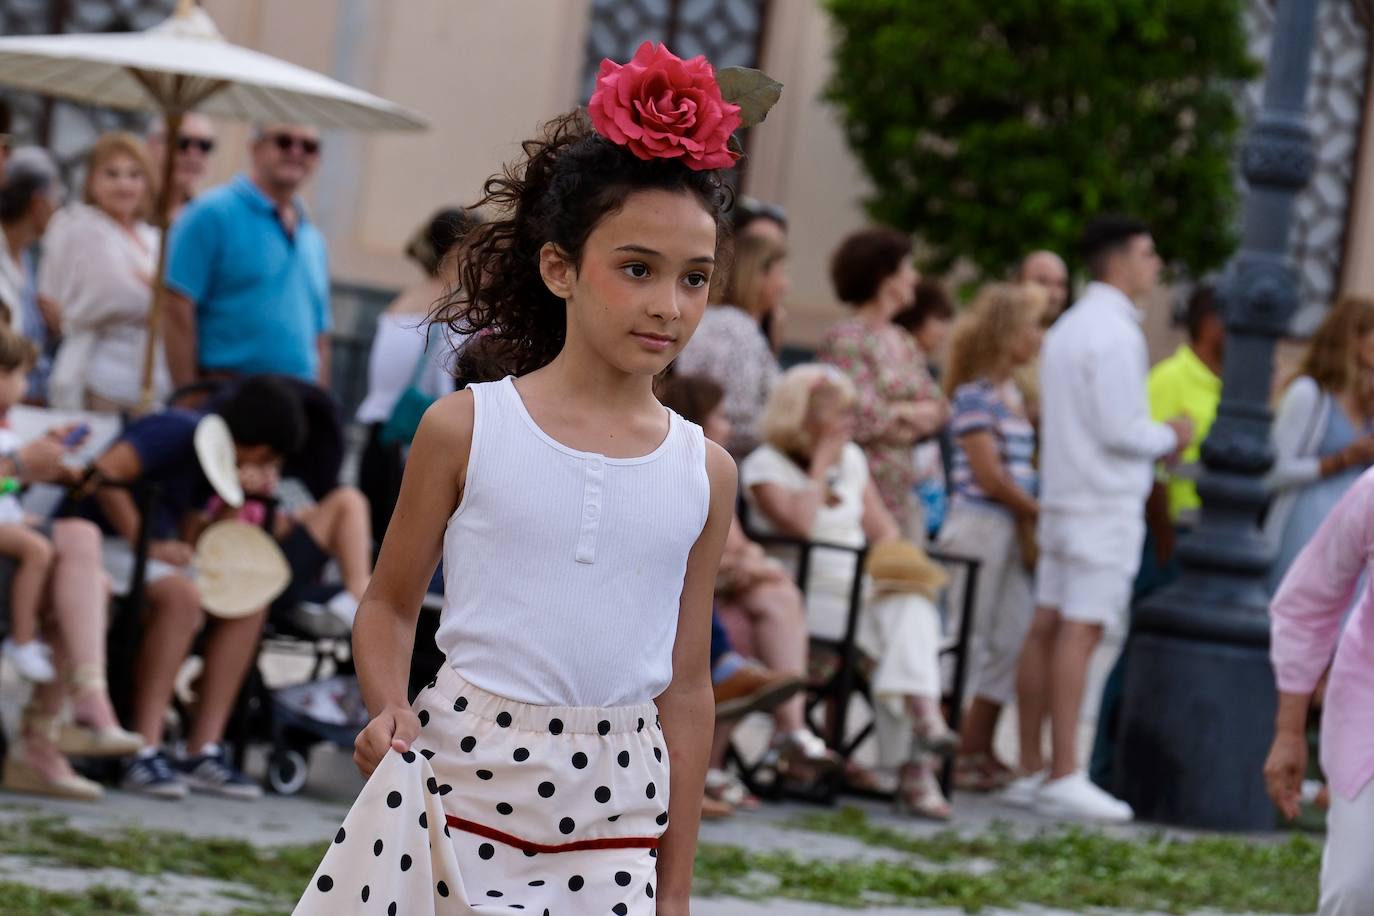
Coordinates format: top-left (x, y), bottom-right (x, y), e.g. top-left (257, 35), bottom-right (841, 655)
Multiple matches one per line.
top-left (1112, 630), bottom-right (1278, 831)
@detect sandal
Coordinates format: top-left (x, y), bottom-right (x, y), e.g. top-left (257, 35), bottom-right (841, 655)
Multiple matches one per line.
top-left (895, 763), bottom-right (950, 821)
top-left (954, 751), bottom-right (1015, 793)
top-left (773, 729), bottom-right (842, 781)
top-left (56, 666), bottom-right (143, 758)
top-left (704, 768), bottom-right (760, 811)
top-left (700, 795), bottom-right (734, 820)
top-left (2, 704), bottom-right (103, 801)
top-left (843, 761), bottom-right (897, 795)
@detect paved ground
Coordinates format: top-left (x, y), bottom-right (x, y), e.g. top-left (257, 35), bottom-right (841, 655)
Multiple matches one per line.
top-left (0, 628), bottom-right (1303, 914)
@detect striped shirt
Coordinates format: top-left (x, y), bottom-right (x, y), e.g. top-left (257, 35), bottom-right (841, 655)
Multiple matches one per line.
top-left (949, 378), bottom-right (1037, 509)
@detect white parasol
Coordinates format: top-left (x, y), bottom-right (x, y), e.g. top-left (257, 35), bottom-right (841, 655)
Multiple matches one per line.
top-left (0, 0), bottom-right (428, 409)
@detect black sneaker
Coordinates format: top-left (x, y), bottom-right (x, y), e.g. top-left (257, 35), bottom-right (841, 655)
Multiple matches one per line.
top-left (177, 745), bottom-right (263, 800)
top-left (122, 749), bottom-right (188, 800)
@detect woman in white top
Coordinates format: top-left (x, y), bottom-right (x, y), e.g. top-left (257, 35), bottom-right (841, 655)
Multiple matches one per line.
top-left (1266, 294), bottom-right (1374, 592)
top-left (356, 208), bottom-right (480, 540)
top-left (742, 364), bottom-right (956, 819)
top-left (42, 132), bottom-right (163, 411)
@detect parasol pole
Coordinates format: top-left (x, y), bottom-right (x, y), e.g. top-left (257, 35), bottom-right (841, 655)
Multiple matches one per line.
top-left (138, 104), bottom-right (182, 414)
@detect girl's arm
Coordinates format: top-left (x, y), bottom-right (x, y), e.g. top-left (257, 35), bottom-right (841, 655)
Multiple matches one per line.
top-left (351, 391), bottom-right (472, 777)
top-left (959, 430), bottom-right (1038, 519)
top-left (655, 441), bottom-right (736, 915)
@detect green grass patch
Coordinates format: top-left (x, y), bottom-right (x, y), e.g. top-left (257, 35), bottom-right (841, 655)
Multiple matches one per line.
top-left (701, 806), bottom-right (1320, 913)
top-left (0, 880), bottom-right (142, 915)
top-left (0, 816), bottom-right (324, 913)
top-left (0, 810), bottom-right (1322, 913)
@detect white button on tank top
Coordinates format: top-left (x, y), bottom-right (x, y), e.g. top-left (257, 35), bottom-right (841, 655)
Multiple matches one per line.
top-left (435, 377), bottom-right (711, 707)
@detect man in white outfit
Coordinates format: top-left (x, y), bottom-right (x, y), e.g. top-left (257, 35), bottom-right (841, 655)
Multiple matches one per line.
top-left (1008, 216), bottom-right (1194, 822)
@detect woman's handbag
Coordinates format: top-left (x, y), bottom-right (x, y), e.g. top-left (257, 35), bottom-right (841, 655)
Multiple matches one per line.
top-left (379, 324), bottom-right (440, 448)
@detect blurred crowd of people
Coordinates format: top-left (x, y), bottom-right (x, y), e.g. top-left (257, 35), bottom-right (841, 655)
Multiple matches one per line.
top-left (0, 99), bottom-right (1368, 843)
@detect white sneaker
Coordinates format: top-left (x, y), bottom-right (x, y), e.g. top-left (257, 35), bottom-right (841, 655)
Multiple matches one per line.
top-left (325, 590), bottom-right (360, 628)
top-left (1035, 771), bottom-right (1134, 823)
top-left (1000, 770), bottom-right (1047, 808)
top-left (2, 638), bottom-right (56, 683)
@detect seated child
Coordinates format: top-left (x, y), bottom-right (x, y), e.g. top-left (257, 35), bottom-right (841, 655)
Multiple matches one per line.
top-left (0, 331), bottom-right (57, 682)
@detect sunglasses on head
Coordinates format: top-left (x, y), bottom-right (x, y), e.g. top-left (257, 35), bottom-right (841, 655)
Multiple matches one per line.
top-left (270, 133), bottom-right (320, 155)
top-left (178, 136), bottom-right (215, 154)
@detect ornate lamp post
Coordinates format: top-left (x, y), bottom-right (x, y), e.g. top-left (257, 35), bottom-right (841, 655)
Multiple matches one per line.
top-left (1112, 0), bottom-right (1320, 830)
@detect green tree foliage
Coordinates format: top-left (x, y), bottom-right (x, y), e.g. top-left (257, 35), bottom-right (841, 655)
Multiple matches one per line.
top-left (823, 0), bottom-right (1258, 279)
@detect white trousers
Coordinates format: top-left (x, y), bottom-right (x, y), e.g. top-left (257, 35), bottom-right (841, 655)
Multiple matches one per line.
top-left (1320, 780), bottom-right (1374, 915)
top-left (936, 504), bottom-right (1034, 706)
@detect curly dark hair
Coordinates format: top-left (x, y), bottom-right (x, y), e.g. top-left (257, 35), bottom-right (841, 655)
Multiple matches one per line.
top-left (439, 111), bottom-right (734, 377)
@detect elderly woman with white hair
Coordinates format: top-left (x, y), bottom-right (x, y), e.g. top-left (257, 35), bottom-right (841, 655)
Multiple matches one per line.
top-left (741, 364), bottom-right (956, 819)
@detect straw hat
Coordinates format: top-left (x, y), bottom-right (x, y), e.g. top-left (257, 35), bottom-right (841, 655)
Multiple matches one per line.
top-left (194, 520), bottom-right (291, 618)
top-left (865, 540), bottom-right (948, 599)
top-left (193, 414), bottom-right (243, 508)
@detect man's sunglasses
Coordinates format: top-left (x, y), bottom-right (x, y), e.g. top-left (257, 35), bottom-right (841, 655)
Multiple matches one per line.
top-left (269, 133), bottom-right (321, 155)
top-left (178, 136), bottom-right (215, 154)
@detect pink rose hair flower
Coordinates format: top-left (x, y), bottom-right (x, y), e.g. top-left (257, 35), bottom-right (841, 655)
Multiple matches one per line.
top-left (588, 41), bottom-right (742, 172)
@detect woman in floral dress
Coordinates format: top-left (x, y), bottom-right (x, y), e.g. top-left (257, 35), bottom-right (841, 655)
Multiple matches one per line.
top-left (821, 228), bottom-right (948, 537)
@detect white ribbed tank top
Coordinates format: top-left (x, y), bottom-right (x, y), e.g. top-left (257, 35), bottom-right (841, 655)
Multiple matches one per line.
top-left (435, 376), bottom-right (711, 707)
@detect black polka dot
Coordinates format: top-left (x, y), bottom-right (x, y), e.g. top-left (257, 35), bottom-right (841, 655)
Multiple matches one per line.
top-left (559, 816), bottom-right (576, 835)
top-left (614, 904), bottom-right (629, 916)
top-left (400, 854), bottom-right (412, 871)
top-left (386, 791), bottom-right (402, 808)
top-left (461, 736), bottom-right (477, 753)
top-left (496, 711), bottom-right (513, 728)
top-left (427, 777), bottom-right (440, 794)
top-left (443, 825), bottom-right (450, 837)
top-left (656, 812), bottom-right (669, 826)
top-left (523, 849), bottom-right (538, 858)
top-left (568, 875), bottom-right (584, 892)
top-left (637, 717), bottom-right (645, 731)
top-left (454, 695), bottom-right (468, 711)
top-left (316, 875), bottom-right (333, 892)
top-left (418, 709), bottom-right (430, 727)
top-left (334, 827), bottom-right (346, 844)
top-left (650, 848), bottom-right (658, 858)
top-left (401, 750), bottom-right (416, 763)
top-left (421, 748), bottom-right (436, 760)
top-left (439, 783), bottom-right (453, 795)
top-left (497, 802), bottom-right (513, 815)
top-left (437, 880), bottom-right (449, 897)
top-left (476, 769), bottom-right (494, 780)
top-left (615, 871), bottom-right (631, 887)
top-left (618, 750), bottom-right (630, 768)
top-left (514, 747), bottom-right (530, 762)
top-left (487, 890), bottom-right (503, 898)
top-left (538, 781), bottom-right (556, 798)
top-left (608, 815), bottom-right (621, 822)
top-left (654, 747), bottom-right (663, 763)
top-left (388, 903), bottom-right (397, 916)
top-left (479, 842), bottom-right (495, 860)
top-left (528, 880), bottom-right (545, 887)
top-left (646, 782), bottom-right (657, 799)
top-left (595, 786), bottom-right (611, 803)
top-left (646, 883), bottom-right (654, 898)
top-left (373, 839), bottom-right (384, 856)
top-left (418, 812), bottom-right (428, 829)
top-left (428, 677), bottom-right (437, 689)
top-left (361, 885), bottom-right (370, 902)
top-left (548, 717), bottom-right (564, 735)
top-left (572, 752), bottom-right (588, 769)
top-left (597, 720), bottom-right (611, 736)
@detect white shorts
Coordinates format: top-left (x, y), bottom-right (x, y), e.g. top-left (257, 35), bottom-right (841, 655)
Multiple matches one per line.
top-left (1034, 509), bottom-right (1145, 628)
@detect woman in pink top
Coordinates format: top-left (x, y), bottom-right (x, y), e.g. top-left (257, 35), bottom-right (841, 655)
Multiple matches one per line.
top-left (1265, 468), bottom-right (1374, 915)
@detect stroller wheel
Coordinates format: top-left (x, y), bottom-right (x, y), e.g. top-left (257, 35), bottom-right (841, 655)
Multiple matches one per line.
top-left (267, 749), bottom-right (309, 795)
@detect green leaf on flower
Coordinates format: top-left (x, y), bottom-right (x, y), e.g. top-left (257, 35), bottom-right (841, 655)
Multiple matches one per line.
top-left (717, 66), bottom-right (783, 128)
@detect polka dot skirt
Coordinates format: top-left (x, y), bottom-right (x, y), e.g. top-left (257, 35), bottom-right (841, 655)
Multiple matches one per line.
top-left (294, 666), bottom-right (668, 914)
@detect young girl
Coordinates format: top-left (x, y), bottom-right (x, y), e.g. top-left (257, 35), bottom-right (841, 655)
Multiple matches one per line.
top-left (296, 43), bottom-right (756, 914)
top-left (0, 331), bottom-right (58, 683)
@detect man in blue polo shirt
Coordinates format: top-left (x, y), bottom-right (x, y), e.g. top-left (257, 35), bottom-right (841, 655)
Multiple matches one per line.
top-left (164, 123), bottom-right (331, 388)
